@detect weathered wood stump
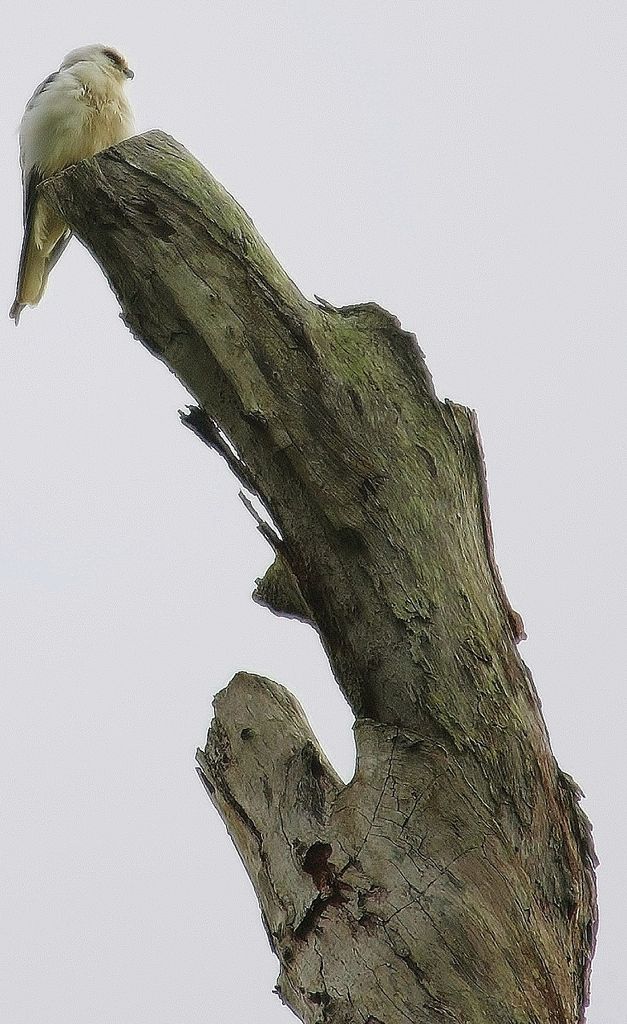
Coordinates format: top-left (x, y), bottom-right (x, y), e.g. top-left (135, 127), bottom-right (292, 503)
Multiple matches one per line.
top-left (42, 132), bottom-right (597, 1024)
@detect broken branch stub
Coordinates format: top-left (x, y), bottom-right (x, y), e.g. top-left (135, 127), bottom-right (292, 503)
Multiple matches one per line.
top-left (42, 132), bottom-right (597, 1023)
top-left (198, 675), bottom-right (596, 1023)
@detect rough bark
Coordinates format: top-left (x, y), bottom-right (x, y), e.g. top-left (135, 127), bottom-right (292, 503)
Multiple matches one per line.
top-left (42, 131), bottom-right (597, 1024)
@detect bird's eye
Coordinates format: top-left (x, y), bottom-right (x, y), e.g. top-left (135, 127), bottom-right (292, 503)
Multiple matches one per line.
top-left (102, 49), bottom-right (122, 67)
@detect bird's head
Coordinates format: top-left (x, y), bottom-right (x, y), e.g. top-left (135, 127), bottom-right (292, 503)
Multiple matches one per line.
top-left (60, 44), bottom-right (134, 81)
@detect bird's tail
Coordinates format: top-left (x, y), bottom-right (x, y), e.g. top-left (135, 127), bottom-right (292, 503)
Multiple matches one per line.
top-left (9, 297), bottom-right (25, 326)
top-left (10, 203), bottom-right (70, 326)
top-left (10, 239), bottom-right (47, 324)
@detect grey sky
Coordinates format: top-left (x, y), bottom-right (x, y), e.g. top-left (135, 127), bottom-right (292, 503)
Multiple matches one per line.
top-left (1, 3), bottom-right (624, 1022)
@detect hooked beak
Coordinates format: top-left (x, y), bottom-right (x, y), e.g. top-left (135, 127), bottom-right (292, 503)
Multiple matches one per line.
top-left (124, 67), bottom-right (134, 80)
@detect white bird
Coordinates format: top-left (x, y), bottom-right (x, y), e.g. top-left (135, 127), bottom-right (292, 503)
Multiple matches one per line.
top-left (10, 44), bottom-right (135, 325)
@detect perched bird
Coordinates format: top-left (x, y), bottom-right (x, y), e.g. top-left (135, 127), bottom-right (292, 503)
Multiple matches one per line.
top-left (10, 45), bottom-right (135, 325)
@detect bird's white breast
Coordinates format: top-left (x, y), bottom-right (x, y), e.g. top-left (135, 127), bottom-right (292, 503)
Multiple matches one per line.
top-left (20, 63), bottom-right (134, 180)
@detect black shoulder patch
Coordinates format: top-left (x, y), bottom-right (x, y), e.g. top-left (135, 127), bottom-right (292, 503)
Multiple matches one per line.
top-left (25, 72), bottom-right (59, 112)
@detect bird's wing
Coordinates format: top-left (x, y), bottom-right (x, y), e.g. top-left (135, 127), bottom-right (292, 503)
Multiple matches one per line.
top-left (11, 66), bottom-right (83, 322)
top-left (10, 169), bottom-right (43, 322)
top-left (10, 166), bottom-right (71, 323)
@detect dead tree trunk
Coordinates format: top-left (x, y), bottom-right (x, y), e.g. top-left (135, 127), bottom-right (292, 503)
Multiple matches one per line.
top-left (42, 131), bottom-right (597, 1024)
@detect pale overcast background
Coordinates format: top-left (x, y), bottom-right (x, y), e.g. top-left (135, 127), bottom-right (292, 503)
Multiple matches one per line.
top-left (1, 3), bottom-right (624, 1022)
